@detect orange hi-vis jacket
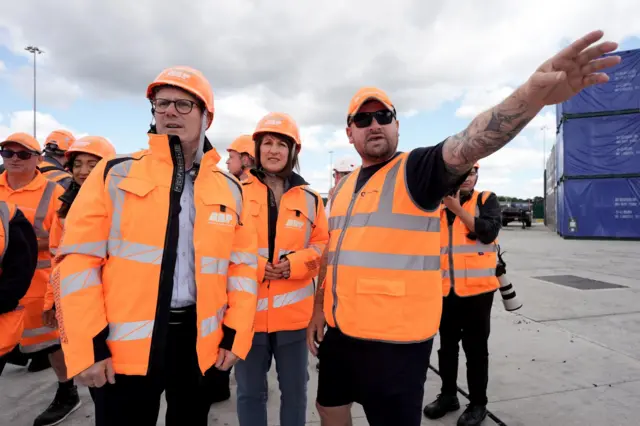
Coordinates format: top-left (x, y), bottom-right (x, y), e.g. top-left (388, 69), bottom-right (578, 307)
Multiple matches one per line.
top-left (324, 153), bottom-right (442, 343)
top-left (0, 172), bottom-right (63, 353)
top-left (440, 190), bottom-right (500, 297)
top-left (242, 172), bottom-right (329, 333)
top-left (38, 157), bottom-right (73, 190)
top-left (0, 201), bottom-right (23, 357)
top-left (53, 134), bottom-right (258, 378)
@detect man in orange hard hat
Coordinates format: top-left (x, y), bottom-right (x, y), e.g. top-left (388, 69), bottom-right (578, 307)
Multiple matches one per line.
top-left (226, 134), bottom-right (256, 182)
top-left (0, 133), bottom-right (78, 425)
top-left (307, 30), bottom-right (621, 426)
top-left (423, 161), bottom-right (502, 426)
top-left (38, 130), bottom-right (75, 190)
top-left (53, 66), bottom-right (258, 425)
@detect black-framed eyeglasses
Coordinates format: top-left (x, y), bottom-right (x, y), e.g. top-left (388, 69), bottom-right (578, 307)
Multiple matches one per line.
top-left (0, 149), bottom-right (39, 160)
top-left (349, 110), bottom-right (395, 128)
top-left (152, 98), bottom-right (198, 114)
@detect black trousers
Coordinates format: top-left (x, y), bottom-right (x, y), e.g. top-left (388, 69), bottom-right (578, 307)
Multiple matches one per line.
top-left (437, 291), bottom-right (494, 406)
top-left (89, 307), bottom-right (210, 426)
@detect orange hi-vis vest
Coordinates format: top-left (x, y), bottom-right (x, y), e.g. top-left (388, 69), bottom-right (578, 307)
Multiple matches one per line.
top-left (38, 157), bottom-right (73, 190)
top-left (440, 190), bottom-right (499, 297)
top-left (53, 134), bottom-right (258, 378)
top-left (242, 173), bottom-right (329, 333)
top-left (0, 201), bottom-right (25, 357)
top-left (324, 153), bottom-right (442, 343)
top-left (0, 172), bottom-right (63, 353)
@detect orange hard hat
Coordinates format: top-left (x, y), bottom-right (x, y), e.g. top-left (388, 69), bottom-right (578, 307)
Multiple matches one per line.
top-left (253, 112), bottom-right (302, 151)
top-left (45, 130), bottom-right (75, 151)
top-left (347, 86), bottom-right (395, 119)
top-left (146, 66), bottom-right (214, 129)
top-left (227, 134), bottom-right (255, 158)
top-left (65, 136), bottom-right (116, 160)
top-left (1, 132), bottom-right (42, 154)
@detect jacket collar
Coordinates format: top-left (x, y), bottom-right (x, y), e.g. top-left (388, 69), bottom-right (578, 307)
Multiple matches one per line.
top-left (249, 168), bottom-right (308, 190)
top-left (147, 133), bottom-right (220, 170)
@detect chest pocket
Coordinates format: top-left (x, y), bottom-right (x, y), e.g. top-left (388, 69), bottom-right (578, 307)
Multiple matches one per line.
top-left (114, 178), bottom-right (162, 240)
top-left (200, 190), bottom-right (240, 232)
top-left (282, 205), bottom-right (316, 248)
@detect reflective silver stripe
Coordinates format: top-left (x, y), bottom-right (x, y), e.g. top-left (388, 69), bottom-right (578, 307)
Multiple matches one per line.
top-left (59, 240), bottom-right (108, 258)
top-left (45, 170), bottom-right (68, 181)
top-left (37, 259), bottom-right (51, 269)
top-left (0, 202), bottom-right (13, 263)
top-left (441, 243), bottom-right (497, 255)
top-left (200, 256), bottom-right (229, 274)
top-left (106, 160), bottom-right (133, 243)
top-left (328, 250), bottom-right (439, 271)
top-left (442, 268), bottom-right (496, 279)
top-left (201, 305), bottom-right (227, 337)
top-left (310, 245), bottom-right (323, 256)
top-left (60, 267), bottom-right (102, 298)
top-left (328, 161), bottom-right (440, 235)
top-left (222, 173), bottom-right (243, 217)
top-left (258, 248), bottom-right (269, 258)
top-left (227, 276), bottom-right (258, 295)
top-left (33, 181), bottom-right (57, 239)
top-left (107, 320), bottom-right (154, 341)
top-left (256, 298), bottom-right (268, 312)
top-left (108, 239), bottom-right (163, 264)
top-left (20, 339), bottom-right (60, 353)
top-left (230, 251), bottom-right (258, 269)
top-left (22, 325), bottom-right (57, 337)
top-left (303, 190), bottom-right (316, 247)
top-left (273, 282), bottom-right (314, 309)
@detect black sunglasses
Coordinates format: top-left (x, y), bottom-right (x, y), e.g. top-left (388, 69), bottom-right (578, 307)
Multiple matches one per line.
top-left (1, 149), bottom-right (38, 160)
top-left (153, 98), bottom-right (198, 114)
top-left (350, 110), bottom-right (395, 128)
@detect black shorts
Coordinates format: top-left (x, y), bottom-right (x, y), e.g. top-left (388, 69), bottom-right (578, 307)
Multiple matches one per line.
top-left (316, 327), bottom-right (433, 426)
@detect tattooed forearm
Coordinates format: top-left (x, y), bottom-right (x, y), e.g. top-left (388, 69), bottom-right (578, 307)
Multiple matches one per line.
top-left (443, 87), bottom-right (542, 174)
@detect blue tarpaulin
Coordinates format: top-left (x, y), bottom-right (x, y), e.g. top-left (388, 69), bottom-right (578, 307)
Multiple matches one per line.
top-left (556, 113), bottom-right (640, 178)
top-left (557, 177), bottom-right (640, 238)
top-left (556, 48), bottom-right (640, 120)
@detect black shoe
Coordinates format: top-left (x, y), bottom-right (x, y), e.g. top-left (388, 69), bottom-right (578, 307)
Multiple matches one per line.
top-left (457, 404), bottom-right (488, 426)
top-left (423, 394), bottom-right (460, 419)
top-left (33, 384), bottom-right (82, 426)
top-left (28, 353), bottom-right (51, 373)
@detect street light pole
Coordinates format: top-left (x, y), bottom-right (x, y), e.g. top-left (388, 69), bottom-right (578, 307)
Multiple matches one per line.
top-left (25, 46), bottom-right (43, 139)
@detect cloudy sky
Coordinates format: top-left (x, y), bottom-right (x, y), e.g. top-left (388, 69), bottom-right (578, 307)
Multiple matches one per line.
top-left (1, 1), bottom-right (638, 198)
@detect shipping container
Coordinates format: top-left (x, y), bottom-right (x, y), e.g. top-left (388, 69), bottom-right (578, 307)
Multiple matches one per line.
top-left (556, 177), bottom-right (640, 239)
top-left (556, 48), bottom-right (640, 120)
top-left (545, 183), bottom-right (557, 232)
top-left (546, 143), bottom-right (557, 186)
top-left (556, 112), bottom-right (640, 179)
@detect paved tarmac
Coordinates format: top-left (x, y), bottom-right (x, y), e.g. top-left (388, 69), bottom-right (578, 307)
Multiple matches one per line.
top-left (2, 222), bottom-right (639, 425)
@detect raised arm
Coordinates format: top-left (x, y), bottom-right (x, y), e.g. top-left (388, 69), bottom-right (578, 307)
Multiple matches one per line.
top-left (443, 30), bottom-right (621, 174)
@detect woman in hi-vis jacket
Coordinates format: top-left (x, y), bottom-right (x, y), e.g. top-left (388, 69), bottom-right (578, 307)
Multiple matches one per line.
top-left (235, 112), bottom-right (329, 426)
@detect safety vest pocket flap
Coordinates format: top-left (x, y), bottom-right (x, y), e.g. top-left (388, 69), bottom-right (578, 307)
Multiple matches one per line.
top-left (355, 278), bottom-right (406, 297)
top-left (284, 205), bottom-right (314, 227)
top-left (249, 200), bottom-right (261, 217)
top-left (117, 178), bottom-right (156, 198)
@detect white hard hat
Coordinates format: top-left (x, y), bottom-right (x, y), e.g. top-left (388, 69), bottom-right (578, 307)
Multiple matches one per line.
top-left (334, 156), bottom-right (358, 173)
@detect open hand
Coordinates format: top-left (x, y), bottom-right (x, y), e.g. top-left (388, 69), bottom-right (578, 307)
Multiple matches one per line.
top-left (524, 30), bottom-right (621, 106)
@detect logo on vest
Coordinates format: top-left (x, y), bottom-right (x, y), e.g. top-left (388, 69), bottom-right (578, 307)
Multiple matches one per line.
top-left (208, 212), bottom-right (234, 226)
top-left (285, 219), bottom-right (304, 229)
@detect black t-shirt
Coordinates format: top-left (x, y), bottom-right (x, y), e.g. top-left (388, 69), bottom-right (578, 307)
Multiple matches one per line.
top-left (354, 141), bottom-right (468, 210)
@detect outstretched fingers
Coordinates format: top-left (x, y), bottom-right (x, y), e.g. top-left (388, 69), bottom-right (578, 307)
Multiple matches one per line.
top-left (556, 30), bottom-right (604, 60)
top-left (577, 41), bottom-right (619, 65)
top-left (580, 55), bottom-right (622, 75)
